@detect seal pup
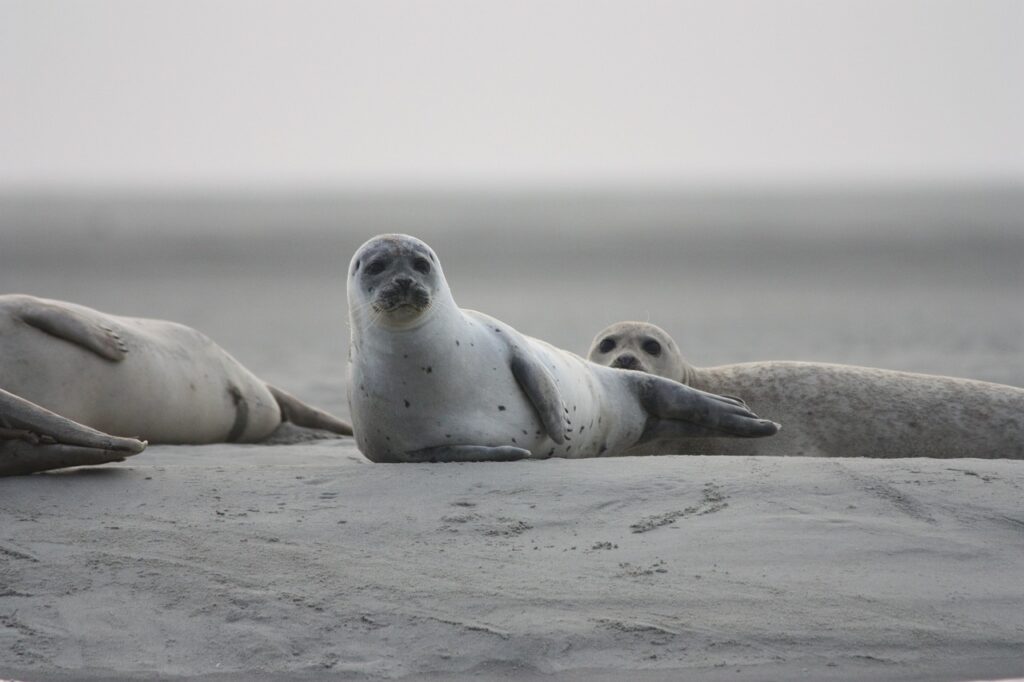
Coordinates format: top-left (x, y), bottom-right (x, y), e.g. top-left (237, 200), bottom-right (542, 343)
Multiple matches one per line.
top-left (1, 387), bottom-right (145, 476)
top-left (588, 321), bottom-right (1024, 458)
top-left (346, 235), bottom-right (779, 463)
top-left (0, 295), bottom-right (352, 444)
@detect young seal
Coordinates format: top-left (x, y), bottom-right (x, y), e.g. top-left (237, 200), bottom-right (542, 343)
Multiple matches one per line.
top-left (0, 295), bottom-right (352, 444)
top-left (1, 386), bottom-right (146, 476)
top-left (346, 235), bottom-right (779, 463)
top-left (588, 321), bottom-right (1024, 459)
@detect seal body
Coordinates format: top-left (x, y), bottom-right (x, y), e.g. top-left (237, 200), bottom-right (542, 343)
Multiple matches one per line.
top-left (347, 235), bottom-right (778, 463)
top-left (0, 295), bottom-right (352, 444)
top-left (588, 321), bottom-right (1024, 459)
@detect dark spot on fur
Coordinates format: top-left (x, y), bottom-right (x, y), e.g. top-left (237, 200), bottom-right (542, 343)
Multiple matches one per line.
top-left (445, 434), bottom-right (451, 439)
top-left (522, 430), bottom-right (528, 435)
top-left (494, 327), bottom-right (501, 332)
top-left (580, 426), bottom-right (585, 434)
top-left (455, 340), bottom-right (460, 346)
top-left (546, 448), bottom-right (555, 457)
top-left (404, 399), bottom-right (410, 408)
top-left (427, 366), bottom-right (432, 373)
top-left (498, 405), bottom-right (506, 411)
top-left (512, 437), bottom-right (517, 443)
top-left (403, 354), bottom-right (409, 359)
top-left (599, 444), bottom-right (608, 454)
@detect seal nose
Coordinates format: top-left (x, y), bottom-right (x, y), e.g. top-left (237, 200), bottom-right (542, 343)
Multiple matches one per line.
top-left (611, 353), bottom-right (641, 370)
top-left (394, 276), bottom-right (414, 292)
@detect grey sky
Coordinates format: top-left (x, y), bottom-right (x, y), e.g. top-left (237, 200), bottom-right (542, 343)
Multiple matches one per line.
top-left (2, 0), bottom-right (1022, 188)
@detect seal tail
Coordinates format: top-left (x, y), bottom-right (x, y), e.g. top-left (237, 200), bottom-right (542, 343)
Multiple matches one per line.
top-left (267, 385), bottom-right (353, 436)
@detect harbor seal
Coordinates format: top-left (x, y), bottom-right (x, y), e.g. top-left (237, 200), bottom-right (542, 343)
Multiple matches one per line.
top-left (1, 387), bottom-right (146, 476)
top-left (0, 295), bottom-right (352, 444)
top-left (588, 321), bottom-right (1024, 458)
top-left (346, 235), bottom-right (779, 463)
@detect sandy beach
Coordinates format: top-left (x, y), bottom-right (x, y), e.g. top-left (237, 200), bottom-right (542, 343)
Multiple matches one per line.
top-left (1, 190), bottom-right (1023, 681)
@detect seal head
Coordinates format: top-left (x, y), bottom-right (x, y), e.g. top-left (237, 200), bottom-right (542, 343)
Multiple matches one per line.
top-left (589, 321), bottom-right (690, 382)
top-left (349, 235), bottom-right (450, 330)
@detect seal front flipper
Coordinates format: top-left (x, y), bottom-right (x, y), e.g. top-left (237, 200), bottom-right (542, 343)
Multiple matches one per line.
top-left (510, 350), bottom-right (566, 444)
top-left (267, 385), bottom-right (353, 436)
top-left (638, 375), bottom-right (780, 438)
top-left (17, 298), bottom-right (128, 362)
top-left (405, 444), bottom-right (532, 463)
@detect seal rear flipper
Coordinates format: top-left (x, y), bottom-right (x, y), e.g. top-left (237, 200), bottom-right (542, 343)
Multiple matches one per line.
top-left (1, 387), bottom-right (146, 476)
top-left (0, 441), bottom-right (141, 477)
top-left (510, 351), bottom-right (566, 444)
top-left (267, 385), bottom-right (353, 436)
top-left (638, 375), bottom-right (780, 438)
top-left (0, 387), bottom-right (147, 454)
top-left (17, 299), bottom-right (128, 362)
top-left (405, 444), bottom-right (532, 463)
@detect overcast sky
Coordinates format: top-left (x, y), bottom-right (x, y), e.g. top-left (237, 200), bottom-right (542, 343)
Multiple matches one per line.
top-left (1, 0), bottom-right (1022, 189)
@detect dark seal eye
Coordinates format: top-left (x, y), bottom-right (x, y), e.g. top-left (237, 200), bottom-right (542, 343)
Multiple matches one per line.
top-left (365, 260), bottom-right (387, 276)
top-left (598, 338), bottom-right (616, 353)
top-left (413, 257), bottom-right (431, 274)
top-left (642, 339), bottom-right (662, 356)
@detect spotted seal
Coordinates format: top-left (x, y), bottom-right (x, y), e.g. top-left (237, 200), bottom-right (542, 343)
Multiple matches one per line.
top-left (0, 294), bottom-right (352, 444)
top-left (588, 321), bottom-right (1024, 458)
top-left (346, 235), bottom-right (779, 463)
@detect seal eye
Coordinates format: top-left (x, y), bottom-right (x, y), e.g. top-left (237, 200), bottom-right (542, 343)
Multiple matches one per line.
top-left (365, 260), bottom-right (387, 276)
top-left (413, 257), bottom-right (431, 274)
top-left (642, 340), bottom-right (662, 356)
top-left (598, 338), bottom-right (616, 353)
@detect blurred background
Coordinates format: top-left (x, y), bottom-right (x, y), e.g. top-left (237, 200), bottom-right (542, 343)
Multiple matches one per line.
top-left (1, 1), bottom-right (1022, 417)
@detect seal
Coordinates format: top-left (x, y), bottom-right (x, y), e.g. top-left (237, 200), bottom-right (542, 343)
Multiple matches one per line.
top-left (588, 321), bottom-right (1024, 458)
top-left (346, 234), bottom-right (779, 463)
top-left (1, 386), bottom-right (146, 476)
top-left (0, 294), bottom-right (353, 444)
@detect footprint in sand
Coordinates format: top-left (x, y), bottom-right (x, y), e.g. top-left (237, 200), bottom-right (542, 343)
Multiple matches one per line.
top-left (629, 483), bottom-right (729, 534)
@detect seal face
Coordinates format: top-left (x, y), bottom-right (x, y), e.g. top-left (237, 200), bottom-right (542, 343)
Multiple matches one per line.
top-left (347, 234), bottom-right (779, 463)
top-left (589, 321), bottom-right (687, 380)
top-left (587, 320), bottom-right (1024, 459)
top-left (351, 235), bottom-right (442, 329)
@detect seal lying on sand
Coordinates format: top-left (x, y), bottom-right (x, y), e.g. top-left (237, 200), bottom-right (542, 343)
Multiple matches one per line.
top-left (0, 295), bottom-right (352, 444)
top-left (346, 235), bottom-right (779, 463)
top-left (588, 321), bottom-right (1024, 458)
top-left (1, 387), bottom-right (145, 476)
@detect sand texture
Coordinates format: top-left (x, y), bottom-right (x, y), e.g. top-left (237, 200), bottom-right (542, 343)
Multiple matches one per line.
top-left (2, 192), bottom-right (1023, 680)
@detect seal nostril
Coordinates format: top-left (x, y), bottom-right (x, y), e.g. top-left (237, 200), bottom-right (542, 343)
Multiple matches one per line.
top-left (612, 354), bottom-right (641, 370)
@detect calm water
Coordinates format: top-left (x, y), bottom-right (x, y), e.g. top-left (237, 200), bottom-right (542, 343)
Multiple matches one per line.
top-left (2, 189), bottom-right (1022, 420)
